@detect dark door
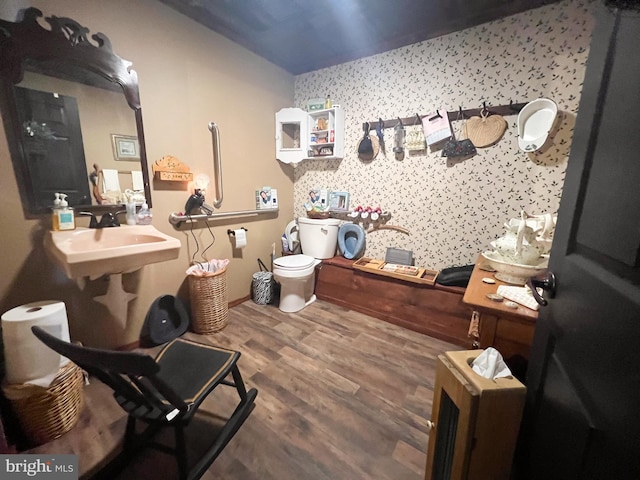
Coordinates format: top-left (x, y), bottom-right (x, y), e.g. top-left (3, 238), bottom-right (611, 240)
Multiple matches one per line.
top-left (518, 4), bottom-right (640, 479)
top-left (14, 86), bottom-right (90, 209)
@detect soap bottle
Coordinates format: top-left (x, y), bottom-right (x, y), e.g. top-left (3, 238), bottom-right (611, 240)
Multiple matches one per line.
top-left (324, 95), bottom-right (332, 109)
top-left (125, 200), bottom-right (137, 225)
top-left (136, 202), bottom-right (152, 225)
top-left (51, 193), bottom-right (61, 231)
top-left (54, 193), bottom-right (75, 231)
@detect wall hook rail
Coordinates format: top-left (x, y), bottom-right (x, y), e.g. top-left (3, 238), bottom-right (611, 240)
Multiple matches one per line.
top-left (367, 101), bottom-right (527, 131)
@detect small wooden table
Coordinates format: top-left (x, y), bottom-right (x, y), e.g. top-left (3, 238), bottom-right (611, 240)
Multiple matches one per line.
top-left (463, 255), bottom-right (538, 378)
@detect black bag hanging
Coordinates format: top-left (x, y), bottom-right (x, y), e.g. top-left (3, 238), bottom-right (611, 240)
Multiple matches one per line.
top-left (252, 258), bottom-right (275, 305)
top-left (442, 109), bottom-right (477, 158)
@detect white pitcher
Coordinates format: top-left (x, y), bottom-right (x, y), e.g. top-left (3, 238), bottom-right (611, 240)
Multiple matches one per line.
top-left (491, 211), bottom-right (546, 265)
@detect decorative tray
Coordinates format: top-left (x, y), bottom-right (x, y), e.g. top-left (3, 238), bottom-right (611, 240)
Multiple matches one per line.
top-left (352, 257), bottom-right (438, 285)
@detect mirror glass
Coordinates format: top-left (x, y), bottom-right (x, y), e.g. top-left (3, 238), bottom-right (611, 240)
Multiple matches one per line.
top-left (0, 8), bottom-right (151, 216)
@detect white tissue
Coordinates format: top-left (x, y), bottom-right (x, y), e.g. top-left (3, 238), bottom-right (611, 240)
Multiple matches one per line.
top-left (471, 347), bottom-right (512, 379)
top-left (1, 301), bottom-right (71, 387)
top-left (234, 229), bottom-right (247, 249)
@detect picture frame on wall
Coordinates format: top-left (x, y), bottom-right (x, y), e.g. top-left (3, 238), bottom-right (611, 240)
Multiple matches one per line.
top-left (329, 191), bottom-right (350, 211)
top-left (111, 134), bottom-right (140, 161)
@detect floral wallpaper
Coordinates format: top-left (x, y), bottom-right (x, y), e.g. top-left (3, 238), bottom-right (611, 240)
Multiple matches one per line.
top-left (292, 0), bottom-right (596, 270)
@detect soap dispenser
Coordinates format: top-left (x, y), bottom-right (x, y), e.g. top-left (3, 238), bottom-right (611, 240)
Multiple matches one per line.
top-left (53, 193), bottom-right (75, 231)
top-left (136, 201), bottom-right (152, 225)
top-left (51, 193), bottom-right (61, 231)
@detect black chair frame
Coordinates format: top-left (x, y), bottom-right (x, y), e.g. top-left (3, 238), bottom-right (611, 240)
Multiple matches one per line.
top-left (31, 326), bottom-right (257, 480)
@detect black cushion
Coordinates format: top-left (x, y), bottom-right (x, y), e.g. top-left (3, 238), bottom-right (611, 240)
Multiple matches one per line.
top-left (155, 338), bottom-right (238, 403)
top-left (436, 264), bottom-right (474, 287)
top-left (145, 295), bottom-right (190, 346)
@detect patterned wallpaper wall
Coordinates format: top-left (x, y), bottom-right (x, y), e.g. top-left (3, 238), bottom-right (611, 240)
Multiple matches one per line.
top-left (292, 0), bottom-right (596, 270)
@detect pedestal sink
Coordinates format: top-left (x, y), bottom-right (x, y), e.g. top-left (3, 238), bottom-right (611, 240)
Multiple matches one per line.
top-left (45, 225), bottom-right (181, 327)
top-left (44, 225), bottom-right (181, 279)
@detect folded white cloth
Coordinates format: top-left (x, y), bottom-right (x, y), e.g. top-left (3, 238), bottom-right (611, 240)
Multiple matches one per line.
top-left (497, 285), bottom-right (540, 310)
top-left (131, 170), bottom-right (144, 191)
top-left (102, 169), bottom-right (120, 192)
top-left (471, 347), bottom-right (512, 379)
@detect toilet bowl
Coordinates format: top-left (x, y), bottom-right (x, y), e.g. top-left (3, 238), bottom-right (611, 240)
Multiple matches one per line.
top-left (337, 223), bottom-right (366, 259)
top-left (273, 254), bottom-right (321, 313)
top-left (273, 217), bottom-right (341, 313)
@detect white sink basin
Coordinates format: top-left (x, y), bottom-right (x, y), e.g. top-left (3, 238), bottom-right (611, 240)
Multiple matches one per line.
top-left (45, 225), bottom-right (181, 278)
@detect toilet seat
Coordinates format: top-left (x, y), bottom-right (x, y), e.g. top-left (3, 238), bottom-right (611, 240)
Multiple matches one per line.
top-left (273, 254), bottom-right (315, 271)
top-left (338, 223), bottom-right (366, 260)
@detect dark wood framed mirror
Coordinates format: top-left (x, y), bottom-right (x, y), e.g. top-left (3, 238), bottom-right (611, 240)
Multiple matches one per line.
top-left (0, 7), bottom-right (151, 216)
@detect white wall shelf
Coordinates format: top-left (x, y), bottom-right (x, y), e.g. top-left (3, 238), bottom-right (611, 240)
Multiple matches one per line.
top-left (276, 107), bottom-right (344, 165)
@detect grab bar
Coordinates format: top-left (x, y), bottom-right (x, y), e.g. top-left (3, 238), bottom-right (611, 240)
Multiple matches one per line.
top-left (208, 121), bottom-right (223, 208)
top-left (169, 208), bottom-right (278, 227)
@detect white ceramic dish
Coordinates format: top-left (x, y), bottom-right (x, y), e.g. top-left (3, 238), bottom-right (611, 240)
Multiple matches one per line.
top-left (517, 98), bottom-right (558, 152)
top-left (481, 251), bottom-right (548, 285)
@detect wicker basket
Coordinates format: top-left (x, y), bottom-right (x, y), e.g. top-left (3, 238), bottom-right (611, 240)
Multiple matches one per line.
top-left (307, 211), bottom-right (331, 219)
top-left (188, 266), bottom-right (229, 334)
top-left (2, 362), bottom-right (84, 447)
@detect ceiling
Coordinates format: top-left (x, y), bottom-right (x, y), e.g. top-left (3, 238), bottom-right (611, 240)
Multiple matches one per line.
top-left (157, 0), bottom-right (561, 75)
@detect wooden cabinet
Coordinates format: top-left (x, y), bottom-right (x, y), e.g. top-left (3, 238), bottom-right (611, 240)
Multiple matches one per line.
top-left (425, 350), bottom-right (526, 480)
top-left (275, 107), bottom-right (344, 164)
top-left (463, 256), bottom-right (537, 378)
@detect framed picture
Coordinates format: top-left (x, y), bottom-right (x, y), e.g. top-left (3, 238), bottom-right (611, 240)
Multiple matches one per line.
top-left (111, 134), bottom-right (140, 161)
top-left (329, 191), bottom-right (350, 211)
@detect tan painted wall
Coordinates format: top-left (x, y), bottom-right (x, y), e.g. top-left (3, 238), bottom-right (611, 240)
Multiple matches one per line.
top-left (0, 0), bottom-right (294, 348)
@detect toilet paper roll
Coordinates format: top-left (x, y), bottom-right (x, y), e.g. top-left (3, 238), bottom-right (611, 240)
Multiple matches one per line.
top-left (234, 229), bottom-right (247, 249)
top-left (1, 301), bottom-right (70, 387)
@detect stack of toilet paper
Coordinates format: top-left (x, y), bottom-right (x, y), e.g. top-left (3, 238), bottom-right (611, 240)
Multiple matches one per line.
top-left (1, 301), bottom-right (71, 388)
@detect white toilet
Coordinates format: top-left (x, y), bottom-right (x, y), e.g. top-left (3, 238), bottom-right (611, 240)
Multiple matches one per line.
top-left (273, 217), bottom-right (341, 313)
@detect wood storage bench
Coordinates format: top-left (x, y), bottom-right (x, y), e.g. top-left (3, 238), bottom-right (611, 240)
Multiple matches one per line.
top-left (315, 256), bottom-right (472, 347)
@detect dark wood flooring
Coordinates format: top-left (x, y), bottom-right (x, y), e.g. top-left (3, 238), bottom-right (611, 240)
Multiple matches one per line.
top-left (26, 299), bottom-right (460, 479)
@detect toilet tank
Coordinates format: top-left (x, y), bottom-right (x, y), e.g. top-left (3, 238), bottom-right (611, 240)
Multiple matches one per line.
top-left (298, 217), bottom-right (341, 259)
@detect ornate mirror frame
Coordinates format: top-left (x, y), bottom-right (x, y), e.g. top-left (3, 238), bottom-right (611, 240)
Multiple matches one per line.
top-left (0, 7), bottom-right (151, 216)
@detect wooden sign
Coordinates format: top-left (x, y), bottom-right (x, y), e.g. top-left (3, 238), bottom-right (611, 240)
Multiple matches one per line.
top-left (153, 155), bottom-right (193, 182)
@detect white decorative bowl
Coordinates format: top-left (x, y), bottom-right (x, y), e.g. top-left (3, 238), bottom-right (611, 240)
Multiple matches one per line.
top-left (481, 251), bottom-right (548, 285)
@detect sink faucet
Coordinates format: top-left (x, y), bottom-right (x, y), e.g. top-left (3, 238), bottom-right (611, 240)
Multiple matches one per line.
top-left (79, 211), bottom-right (124, 228)
top-left (98, 212), bottom-right (121, 228)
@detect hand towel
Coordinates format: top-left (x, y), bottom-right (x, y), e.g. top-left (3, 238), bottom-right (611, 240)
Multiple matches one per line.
top-left (102, 169), bottom-right (120, 192)
top-left (131, 170), bottom-right (144, 191)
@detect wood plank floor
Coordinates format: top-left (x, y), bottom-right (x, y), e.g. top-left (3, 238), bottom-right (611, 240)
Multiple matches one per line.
top-left (26, 300), bottom-right (460, 479)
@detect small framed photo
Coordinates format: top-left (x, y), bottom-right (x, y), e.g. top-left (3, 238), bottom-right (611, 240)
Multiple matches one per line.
top-left (329, 191), bottom-right (350, 211)
top-left (111, 134), bottom-right (140, 161)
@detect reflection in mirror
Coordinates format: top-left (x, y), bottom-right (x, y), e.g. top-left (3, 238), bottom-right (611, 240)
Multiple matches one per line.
top-left (16, 72), bottom-right (139, 207)
top-left (0, 7), bottom-right (151, 216)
